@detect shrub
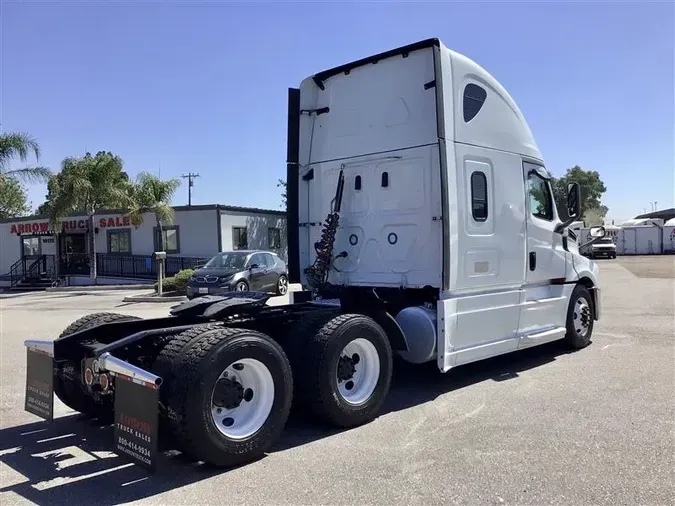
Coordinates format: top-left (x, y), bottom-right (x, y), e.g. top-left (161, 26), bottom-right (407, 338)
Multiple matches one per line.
top-left (173, 269), bottom-right (194, 292)
top-left (154, 269), bottom-right (194, 295)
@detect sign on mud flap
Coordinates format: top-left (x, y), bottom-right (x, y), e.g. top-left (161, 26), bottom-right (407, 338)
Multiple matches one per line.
top-left (113, 374), bottom-right (159, 472)
top-left (24, 349), bottom-right (54, 421)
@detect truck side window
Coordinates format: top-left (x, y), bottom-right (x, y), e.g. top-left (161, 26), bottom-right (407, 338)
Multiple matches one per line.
top-left (463, 83), bottom-right (487, 122)
top-left (470, 171), bottom-right (488, 222)
top-left (527, 170), bottom-right (554, 221)
top-left (355, 175), bottom-right (362, 190)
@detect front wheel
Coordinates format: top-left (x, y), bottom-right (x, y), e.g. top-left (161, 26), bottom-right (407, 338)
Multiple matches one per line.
top-left (291, 313), bottom-right (393, 428)
top-left (563, 284), bottom-right (595, 349)
top-left (234, 280), bottom-right (249, 292)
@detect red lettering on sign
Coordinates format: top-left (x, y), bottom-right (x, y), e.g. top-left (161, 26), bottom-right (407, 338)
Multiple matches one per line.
top-left (107, 218), bottom-right (114, 227)
top-left (10, 225), bottom-right (17, 234)
top-left (41, 223), bottom-right (49, 232)
top-left (123, 216), bottom-right (130, 226)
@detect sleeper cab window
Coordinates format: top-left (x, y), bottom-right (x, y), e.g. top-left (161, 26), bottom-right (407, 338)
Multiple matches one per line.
top-left (463, 83), bottom-right (487, 123)
top-left (470, 171), bottom-right (488, 222)
top-left (527, 170), bottom-right (554, 221)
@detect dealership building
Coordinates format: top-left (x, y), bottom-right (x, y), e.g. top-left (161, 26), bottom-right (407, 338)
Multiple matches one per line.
top-left (0, 204), bottom-right (287, 289)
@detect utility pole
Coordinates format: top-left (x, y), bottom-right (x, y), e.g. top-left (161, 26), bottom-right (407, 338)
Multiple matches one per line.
top-left (181, 172), bottom-right (200, 206)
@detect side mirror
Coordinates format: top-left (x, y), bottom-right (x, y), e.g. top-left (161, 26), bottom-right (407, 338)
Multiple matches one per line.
top-left (249, 263), bottom-right (260, 270)
top-left (589, 226), bottom-right (606, 238)
top-left (566, 183), bottom-right (581, 219)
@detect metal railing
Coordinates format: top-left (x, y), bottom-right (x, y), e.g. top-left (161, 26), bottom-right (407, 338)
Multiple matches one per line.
top-left (95, 253), bottom-right (208, 279)
top-left (8, 255), bottom-right (57, 288)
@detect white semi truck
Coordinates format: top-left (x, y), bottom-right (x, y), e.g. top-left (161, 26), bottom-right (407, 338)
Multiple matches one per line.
top-left (23, 38), bottom-right (606, 471)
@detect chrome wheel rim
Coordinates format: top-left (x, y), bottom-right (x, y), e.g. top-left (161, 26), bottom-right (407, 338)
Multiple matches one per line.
top-left (573, 297), bottom-right (592, 337)
top-left (336, 338), bottom-right (380, 405)
top-left (278, 277), bottom-right (288, 295)
top-left (236, 282), bottom-right (247, 291)
top-left (210, 358), bottom-right (275, 440)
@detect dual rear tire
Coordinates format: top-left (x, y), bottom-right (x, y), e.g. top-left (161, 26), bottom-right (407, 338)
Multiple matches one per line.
top-left (54, 311), bottom-right (393, 468)
top-left (156, 312), bottom-right (393, 467)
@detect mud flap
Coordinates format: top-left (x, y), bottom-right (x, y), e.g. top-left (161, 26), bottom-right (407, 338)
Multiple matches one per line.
top-left (113, 373), bottom-right (159, 472)
top-left (24, 348), bottom-right (54, 421)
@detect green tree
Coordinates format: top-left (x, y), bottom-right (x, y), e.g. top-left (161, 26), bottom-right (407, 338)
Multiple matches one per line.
top-left (0, 176), bottom-right (31, 218)
top-left (127, 172), bottom-right (181, 250)
top-left (0, 132), bottom-right (51, 184)
top-left (277, 178), bottom-right (287, 208)
top-left (550, 165), bottom-right (608, 222)
top-left (48, 151), bottom-right (135, 281)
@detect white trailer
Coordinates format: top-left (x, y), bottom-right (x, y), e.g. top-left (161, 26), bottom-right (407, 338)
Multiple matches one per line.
top-left (620, 219), bottom-right (664, 255)
top-left (22, 38), bottom-right (606, 471)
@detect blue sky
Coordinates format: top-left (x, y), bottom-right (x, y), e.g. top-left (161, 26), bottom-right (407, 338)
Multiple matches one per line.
top-left (2, 1), bottom-right (673, 223)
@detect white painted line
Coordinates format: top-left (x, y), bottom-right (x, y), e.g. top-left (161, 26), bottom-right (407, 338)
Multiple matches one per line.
top-left (31, 463), bottom-right (135, 491)
top-left (36, 433), bottom-right (76, 444)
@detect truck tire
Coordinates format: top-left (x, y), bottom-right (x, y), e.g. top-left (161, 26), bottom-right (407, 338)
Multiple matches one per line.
top-left (283, 309), bottom-right (341, 411)
top-left (56, 312), bottom-right (141, 418)
top-left (292, 313), bottom-right (393, 428)
top-left (165, 328), bottom-right (293, 468)
top-left (563, 284), bottom-right (595, 349)
top-left (150, 324), bottom-right (223, 422)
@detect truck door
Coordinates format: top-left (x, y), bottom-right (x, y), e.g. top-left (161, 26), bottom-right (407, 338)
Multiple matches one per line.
top-left (523, 161), bottom-right (568, 285)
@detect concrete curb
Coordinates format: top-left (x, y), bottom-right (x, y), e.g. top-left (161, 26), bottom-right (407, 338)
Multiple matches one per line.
top-left (47, 284), bottom-right (154, 292)
top-left (123, 293), bottom-right (187, 303)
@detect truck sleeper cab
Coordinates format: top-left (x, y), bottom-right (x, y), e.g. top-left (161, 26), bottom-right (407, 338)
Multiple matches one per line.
top-left (288, 37), bottom-right (603, 371)
top-left (23, 38), bottom-right (604, 472)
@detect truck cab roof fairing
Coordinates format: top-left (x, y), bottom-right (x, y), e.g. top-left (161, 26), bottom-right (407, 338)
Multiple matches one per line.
top-left (442, 43), bottom-right (542, 161)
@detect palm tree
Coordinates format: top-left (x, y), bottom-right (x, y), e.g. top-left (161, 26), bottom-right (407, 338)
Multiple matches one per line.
top-left (49, 151), bottom-right (135, 281)
top-left (127, 172), bottom-right (181, 295)
top-left (128, 172), bottom-right (181, 249)
top-left (0, 132), bottom-right (51, 184)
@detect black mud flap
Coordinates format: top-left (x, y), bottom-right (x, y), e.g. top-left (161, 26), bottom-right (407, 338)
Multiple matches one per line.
top-left (113, 373), bottom-right (159, 472)
top-left (24, 348), bottom-right (54, 421)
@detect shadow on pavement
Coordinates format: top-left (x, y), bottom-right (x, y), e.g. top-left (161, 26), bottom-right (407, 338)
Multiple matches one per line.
top-left (0, 340), bottom-right (573, 505)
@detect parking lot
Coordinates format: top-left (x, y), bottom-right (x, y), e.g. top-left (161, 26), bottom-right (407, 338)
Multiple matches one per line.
top-left (1, 257), bottom-right (673, 505)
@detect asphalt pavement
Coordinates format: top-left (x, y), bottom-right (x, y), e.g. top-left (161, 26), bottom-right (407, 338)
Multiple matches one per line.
top-left (0, 258), bottom-right (673, 505)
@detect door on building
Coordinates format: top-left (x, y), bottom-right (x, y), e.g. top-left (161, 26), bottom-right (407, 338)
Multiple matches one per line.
top-left (60, 234), bottom-right (89, 275)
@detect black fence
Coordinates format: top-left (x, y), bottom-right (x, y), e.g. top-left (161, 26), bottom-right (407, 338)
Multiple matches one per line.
top-left (95, 253), bottom-right (208, 279)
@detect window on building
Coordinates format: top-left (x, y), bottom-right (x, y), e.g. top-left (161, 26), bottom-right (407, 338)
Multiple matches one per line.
top-left (527, 169), bottom-right (554, 221)
top-left (107, 229), bottom-right (132, 254)
top-left (463, 83), bottom-right (487, 122)
top-left (470, 171), bottom-right (488, 222)
top-left (22, 236), bottom-right (40, 257)
top-left (154, 225), bottom-right (180, 254)
top-left (233, 226), bottom-right (248, 250)
top-left (268, 227), bottom-right (281, 249)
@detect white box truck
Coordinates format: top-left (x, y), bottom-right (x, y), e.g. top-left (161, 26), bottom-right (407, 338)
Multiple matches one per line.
top-left (23, 38), bottom-right (606, 471)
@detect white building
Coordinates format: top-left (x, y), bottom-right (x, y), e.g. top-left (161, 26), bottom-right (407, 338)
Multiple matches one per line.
top-left (0, 204), bottom-right (287, 288)
top-left (661, 218), bottom-right (675, 254)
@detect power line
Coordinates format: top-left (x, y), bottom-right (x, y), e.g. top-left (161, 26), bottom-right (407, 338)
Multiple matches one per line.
top-left (181, 172), bottom-right (200, 206)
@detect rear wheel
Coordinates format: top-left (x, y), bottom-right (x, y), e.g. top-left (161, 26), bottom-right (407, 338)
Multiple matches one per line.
top-left (563, 284), bottom-right (595, 349)
top-left (290, 313), bottom-right (393, 428)
top-left (55, 312), bottom-right (141, 418)
top-left (166, 328), bottom-right (293, 468)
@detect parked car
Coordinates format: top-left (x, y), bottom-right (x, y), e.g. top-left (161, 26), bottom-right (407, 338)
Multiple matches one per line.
top-left (186, 250), bottom-right (289, 299)
top-left (591, 237), bottom-right (617, 259)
